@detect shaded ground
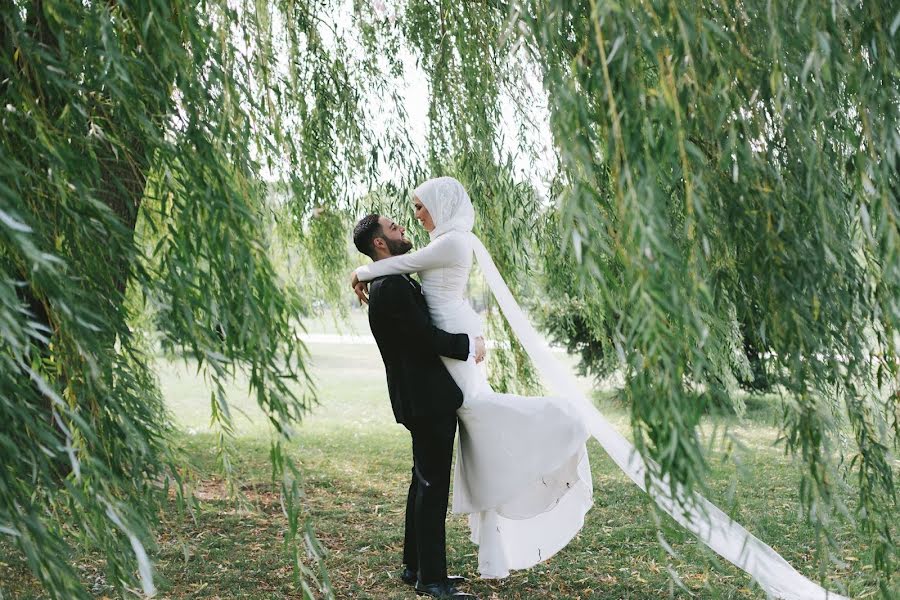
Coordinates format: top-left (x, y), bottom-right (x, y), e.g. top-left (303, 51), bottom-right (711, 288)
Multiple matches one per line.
top-left (1, 339), bottom-right (882, 599)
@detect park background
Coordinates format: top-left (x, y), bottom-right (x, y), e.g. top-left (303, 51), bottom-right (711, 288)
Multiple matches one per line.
top-left (1, 0), bottom-right (897, 598)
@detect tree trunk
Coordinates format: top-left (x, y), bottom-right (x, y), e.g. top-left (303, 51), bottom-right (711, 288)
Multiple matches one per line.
top-left (12, 0), bottom-right (150, 477)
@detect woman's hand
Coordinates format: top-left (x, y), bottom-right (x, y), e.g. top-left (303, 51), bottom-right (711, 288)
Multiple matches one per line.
top-left (474, 336), bottom-right (486, 363)
top-left (350, 271), bottom-right (369, 305)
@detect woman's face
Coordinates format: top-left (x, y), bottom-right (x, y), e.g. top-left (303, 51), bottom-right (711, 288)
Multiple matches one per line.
top-left (413, 195), bottom-right (435, 232)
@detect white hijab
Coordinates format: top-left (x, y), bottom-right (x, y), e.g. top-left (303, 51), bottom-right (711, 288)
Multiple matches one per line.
top-left (408, 175), bottom-right (847, 600)
top-left (413, 176), bottom-right (475, 239)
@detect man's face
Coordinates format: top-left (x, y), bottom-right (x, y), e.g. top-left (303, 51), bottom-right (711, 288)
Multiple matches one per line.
top-left (376, 216), bottom-right (413, 256)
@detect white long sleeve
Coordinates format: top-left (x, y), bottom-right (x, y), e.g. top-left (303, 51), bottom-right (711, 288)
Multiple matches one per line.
top-left (355, 232), bottom-right (470, 282)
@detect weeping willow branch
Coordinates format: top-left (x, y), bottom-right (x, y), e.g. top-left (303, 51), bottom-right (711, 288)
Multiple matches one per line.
top-left (3, 0), bottom-right (898, 597)
top-left (1, 0), bottom-right (375, 597)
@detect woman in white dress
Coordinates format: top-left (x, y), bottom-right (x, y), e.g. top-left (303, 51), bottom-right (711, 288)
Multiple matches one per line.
top-left (353, 178), bottom-right (594, 579)
top-left (353, 177), bottom-right (849, 599)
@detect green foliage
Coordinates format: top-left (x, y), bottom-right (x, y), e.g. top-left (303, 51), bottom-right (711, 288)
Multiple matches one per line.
top-left (0, 1), bottom-right (372, 597)
top-left (4, 0), bottom-right (898, 597)
top-left (535, 207), bottom-right (615, 381)
top-left (513, 0), bottom-right (899, 591)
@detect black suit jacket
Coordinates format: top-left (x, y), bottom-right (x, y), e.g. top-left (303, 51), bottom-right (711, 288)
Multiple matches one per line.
top-left (367, 274), bottom-right (470, 424)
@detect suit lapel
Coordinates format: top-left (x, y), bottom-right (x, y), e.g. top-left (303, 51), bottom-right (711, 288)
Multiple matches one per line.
top-left (402, 274), bottom-right (421, 291)
top-left (404, 276), bottom-right (427, 308)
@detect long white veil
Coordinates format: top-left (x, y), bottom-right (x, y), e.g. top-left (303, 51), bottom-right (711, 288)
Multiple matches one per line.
top-left (415, 176), bottom-right (848, 600)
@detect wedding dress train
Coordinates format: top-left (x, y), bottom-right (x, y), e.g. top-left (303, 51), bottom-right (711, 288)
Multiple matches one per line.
top-left (354, 176), bottom-right (848, 598)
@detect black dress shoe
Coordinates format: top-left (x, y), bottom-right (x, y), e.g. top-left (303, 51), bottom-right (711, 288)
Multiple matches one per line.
top-left (414, 580), bottom-right (476, 599)
top-left (401, 568), bottom-right (467, 587)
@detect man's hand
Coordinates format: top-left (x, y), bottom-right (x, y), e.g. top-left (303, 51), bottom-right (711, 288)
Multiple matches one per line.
top-left (474, 336), bottom-right (486, 364)
top-left (350, 271), bottom-right (369, 305)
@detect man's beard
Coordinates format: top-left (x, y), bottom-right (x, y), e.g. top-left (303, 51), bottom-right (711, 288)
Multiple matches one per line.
top-left (385, 237), bottom-right (413, 256)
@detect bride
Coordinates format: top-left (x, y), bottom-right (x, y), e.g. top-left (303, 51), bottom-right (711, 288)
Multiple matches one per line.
top-left (352, 176), bottom-right (848, 599)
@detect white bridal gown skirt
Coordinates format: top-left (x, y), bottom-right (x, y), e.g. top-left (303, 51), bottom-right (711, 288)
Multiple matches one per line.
top-left (432, 301), bottom-right (593, 578)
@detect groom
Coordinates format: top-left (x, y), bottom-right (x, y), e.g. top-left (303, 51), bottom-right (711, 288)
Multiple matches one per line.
top-left (352, 214), bottom-right (482, 600)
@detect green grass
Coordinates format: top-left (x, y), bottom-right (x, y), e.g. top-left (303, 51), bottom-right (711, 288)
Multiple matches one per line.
top-left (1, 339), bottom-right (885, 599)
top-left (299, 308), bottom-right (372, 336)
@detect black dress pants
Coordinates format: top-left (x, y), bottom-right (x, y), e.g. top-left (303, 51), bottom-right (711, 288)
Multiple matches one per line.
top-left (402, 413), bottom-right (458, 585)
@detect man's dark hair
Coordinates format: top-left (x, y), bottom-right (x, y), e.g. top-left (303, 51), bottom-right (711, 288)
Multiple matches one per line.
top-left (353, 213), bottom-right (383, 259)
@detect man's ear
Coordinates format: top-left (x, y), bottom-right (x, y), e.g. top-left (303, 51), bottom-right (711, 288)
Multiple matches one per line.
top-left (372, 237), bottom-right (386, 251)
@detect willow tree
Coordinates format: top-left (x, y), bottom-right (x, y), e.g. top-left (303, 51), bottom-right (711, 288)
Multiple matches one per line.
top-left (523, 0), bottom-right (898, 591)
top-left (525, 0), bottom-right (898, 589)
top-left (0, 1), bottom-right (375, 597)
top-left (3, 0), bottom-right (898, 598)
top-left (358, 0), bottom-right (899, 594)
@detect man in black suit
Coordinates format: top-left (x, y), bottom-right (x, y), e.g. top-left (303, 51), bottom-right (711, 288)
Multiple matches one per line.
top-left (353, 214), bottom-right (482, 600)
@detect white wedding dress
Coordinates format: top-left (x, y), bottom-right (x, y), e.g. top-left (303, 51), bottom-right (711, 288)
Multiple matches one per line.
top-left (356, 177), bottom-right (848, 599)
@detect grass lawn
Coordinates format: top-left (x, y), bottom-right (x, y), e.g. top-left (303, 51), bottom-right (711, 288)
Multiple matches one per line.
top-left (1, 336), bottom-right (885, 599)
top-left (299, 308), bottom-right (372, 336)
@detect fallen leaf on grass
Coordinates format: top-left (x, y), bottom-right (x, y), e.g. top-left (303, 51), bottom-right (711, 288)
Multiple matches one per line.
top-left (191, 582), bottom-right (208, 594)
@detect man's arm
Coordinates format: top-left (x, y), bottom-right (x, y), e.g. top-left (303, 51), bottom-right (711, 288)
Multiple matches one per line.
top-left (370, 277), bottom-right (471, 361)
